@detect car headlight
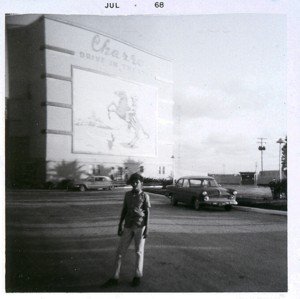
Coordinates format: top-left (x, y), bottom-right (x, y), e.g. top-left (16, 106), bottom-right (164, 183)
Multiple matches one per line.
top-left (202, 191), bottom-right (208, 196)
top-left (233, 191), bottom-right (237, 195)
top-left (204, 196), bottom-right (209, 201)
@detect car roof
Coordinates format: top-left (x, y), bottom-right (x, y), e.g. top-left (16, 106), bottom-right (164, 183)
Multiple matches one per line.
top-left (179, 176), bottom-right (214, 180)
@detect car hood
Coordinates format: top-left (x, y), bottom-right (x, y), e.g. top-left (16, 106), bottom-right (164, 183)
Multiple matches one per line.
top-left (212, 187), bottom-right (232, 196)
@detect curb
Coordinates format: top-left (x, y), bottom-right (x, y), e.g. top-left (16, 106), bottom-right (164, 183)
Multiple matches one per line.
top-left (234, 205), bottom-right (287, 216)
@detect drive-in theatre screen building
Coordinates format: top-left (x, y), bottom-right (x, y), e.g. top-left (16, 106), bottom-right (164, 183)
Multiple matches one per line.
top-left (6, 16), bottom-right (174, 187)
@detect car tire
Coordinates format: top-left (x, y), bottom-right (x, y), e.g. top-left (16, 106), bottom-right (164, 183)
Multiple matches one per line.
top-left (109, 185), bottom-right (115, 191)
top-left (225, 205), bottom-right (232, 211)
top-left (79, 185), bottom-right (86, 192)
top-left (170, 194), bottom-right (178, 206)
top-left (194, 198), bottom-right (201, 211)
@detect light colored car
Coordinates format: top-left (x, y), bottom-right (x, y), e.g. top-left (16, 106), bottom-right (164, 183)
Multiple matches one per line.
top-left (166, 176), bottom-right (238, 211)
top-left (72, 175), bottom-right (115, 191)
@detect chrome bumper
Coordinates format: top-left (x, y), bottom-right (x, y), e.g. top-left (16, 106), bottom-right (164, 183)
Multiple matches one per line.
top-left (205, 199), bottom-right (238, 206)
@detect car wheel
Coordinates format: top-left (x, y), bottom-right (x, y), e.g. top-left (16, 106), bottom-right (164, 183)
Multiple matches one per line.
top-left (109, 185), bottom-right (115, 190)
top-left (225, 205), bottom-right (232, 211)
top-left (79, 185), bottom-right (86, 192)
top-left (170, 194), bottom-right (177, 206)
top-left (194, 198), bottom-right (201, 211)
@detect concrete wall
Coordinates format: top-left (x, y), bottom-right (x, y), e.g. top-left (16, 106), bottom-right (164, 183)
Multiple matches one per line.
top-left (6, 19), bottom-right (47, 187)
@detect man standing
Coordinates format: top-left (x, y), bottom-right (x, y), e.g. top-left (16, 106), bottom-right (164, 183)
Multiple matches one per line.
top-left (103, 173), bottom-right (151, 287)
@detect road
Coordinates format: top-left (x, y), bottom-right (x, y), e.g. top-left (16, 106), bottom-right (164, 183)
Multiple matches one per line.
top-left (6, 189), bottom-right (287, 292)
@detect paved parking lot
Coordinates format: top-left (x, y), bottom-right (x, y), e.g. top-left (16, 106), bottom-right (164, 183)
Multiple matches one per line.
top-left (6, 189), bottom-right (287, 292)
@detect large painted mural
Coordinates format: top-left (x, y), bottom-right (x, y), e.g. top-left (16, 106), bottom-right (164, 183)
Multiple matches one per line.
top-left (72, 68), bottom-right (158, 157)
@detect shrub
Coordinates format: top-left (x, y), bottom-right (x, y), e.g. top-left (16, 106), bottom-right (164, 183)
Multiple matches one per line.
top-left (269, 178), bottom-right (287, 200)
top-left (142, 177), bottom-right (173, 188)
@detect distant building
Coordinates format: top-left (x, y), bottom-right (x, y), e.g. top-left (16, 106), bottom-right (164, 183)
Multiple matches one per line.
top-left (6, 16), bottom-right (174, 187)
top-left (208, 174), bottom-right (241, 185)
top-left (239, 172), bottom-right (256, 185)
top-left (210, 171), bottom-right (281, 186)
top-left (257, 170), bottom-right (280, 185)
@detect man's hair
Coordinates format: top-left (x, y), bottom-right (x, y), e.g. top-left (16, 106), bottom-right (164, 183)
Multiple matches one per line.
top-left (127, 173), bottom-right (144, 185)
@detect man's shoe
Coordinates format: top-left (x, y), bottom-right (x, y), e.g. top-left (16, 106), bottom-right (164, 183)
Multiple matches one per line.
top-left (101, 278), bottom-right (119, 288)
top-left (131, 277), bottom-right (141, 287)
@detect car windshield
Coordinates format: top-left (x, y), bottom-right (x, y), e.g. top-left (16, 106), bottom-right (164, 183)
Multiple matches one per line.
top-left (208, 179), bottom-right (219, 187)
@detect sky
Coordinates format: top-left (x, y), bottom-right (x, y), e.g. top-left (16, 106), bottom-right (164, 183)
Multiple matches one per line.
top-left (5, 13), bottom-right (287, 176)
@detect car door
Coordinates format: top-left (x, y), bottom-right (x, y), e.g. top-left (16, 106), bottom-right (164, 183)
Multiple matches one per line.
top-left (95, 177), bottom-right (104, 189)
top-left (181, 179), bottom-right (191, 203)
top-left (86, 177), bottom-right (96, 189)
top-left (175, 179), bottom-right (190, 203)
top-left (173, 178), bottom-right (184, 202)
top-left (103, 177), bottom-right (113, 188)
top-left (101, 177), bottom-right (111, 189)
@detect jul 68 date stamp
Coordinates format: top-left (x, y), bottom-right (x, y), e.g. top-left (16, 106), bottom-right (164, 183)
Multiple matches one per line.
top-left (104, 2), bottom-right (165, 9)
top-left (105, 3), bottom-right (120, 8)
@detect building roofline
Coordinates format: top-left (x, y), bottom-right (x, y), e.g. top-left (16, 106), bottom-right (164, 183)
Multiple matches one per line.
top-left (179, 176), bottom-right (214, 179)
top-left (239, 172), bottom-right (256, 174)
top-left (6, 14), bottom-right (173, 62)
top-left (39, 15), bottom-right (173, 63)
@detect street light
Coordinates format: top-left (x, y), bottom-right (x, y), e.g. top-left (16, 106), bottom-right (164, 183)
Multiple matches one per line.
top-left (171, 155), bottom-right (175, 185)
top-left (276, 138), bottom-right (285, 181)
top-left (257, 138), bottom-right (267, 171)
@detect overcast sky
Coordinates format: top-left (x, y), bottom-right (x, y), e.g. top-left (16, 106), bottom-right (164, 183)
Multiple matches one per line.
top-left (6, 14), bottom-right (287, 175)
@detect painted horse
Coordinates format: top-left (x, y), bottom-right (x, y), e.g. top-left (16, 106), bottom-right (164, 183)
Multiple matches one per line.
top-left (107, 91), bottom-right (149, 147)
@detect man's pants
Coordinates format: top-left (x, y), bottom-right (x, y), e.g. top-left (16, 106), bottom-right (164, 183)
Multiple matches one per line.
top-left (113, 226), bottom-right (145, 279)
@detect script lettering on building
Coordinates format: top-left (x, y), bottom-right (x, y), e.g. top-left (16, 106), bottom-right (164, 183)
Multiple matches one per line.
top-left (91, 34), bottom-right (143, 67)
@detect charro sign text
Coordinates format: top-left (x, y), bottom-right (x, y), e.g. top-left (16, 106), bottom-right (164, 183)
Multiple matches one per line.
top-left (91, 34), bottom-right (143, 67)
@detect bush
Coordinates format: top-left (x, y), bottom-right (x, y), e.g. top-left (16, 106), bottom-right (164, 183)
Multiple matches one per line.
top-left (44, 179), bottom-right (74, 190)
top-left (57, 179), bottom-right (74, 190)
top-left (142, 177), bottom-right (173, 188)
top-left (44, 181), bottom-right (55, 190)
top-left (269, 178), bottom-right (287, 200)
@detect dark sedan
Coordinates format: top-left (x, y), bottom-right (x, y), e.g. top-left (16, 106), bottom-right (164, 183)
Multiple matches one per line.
top-left (166, 176), bottom-right (238, 211)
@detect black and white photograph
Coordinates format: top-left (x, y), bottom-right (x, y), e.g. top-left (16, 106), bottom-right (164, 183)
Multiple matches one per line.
top-left (2, 0), bottom-right (300, 296)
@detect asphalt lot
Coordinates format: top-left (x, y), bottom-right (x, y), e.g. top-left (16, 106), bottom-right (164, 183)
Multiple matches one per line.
top-left (6, 189), bottom-right (287, 292)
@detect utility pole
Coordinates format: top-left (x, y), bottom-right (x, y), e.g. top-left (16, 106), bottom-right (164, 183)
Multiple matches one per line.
top-left (175, 104), bottom-right (181, 179)
top-left (171, 155), bottom-right (175, 185)
top-left (276, 138), bottom-right (285, 181)
top-left (254, 162), bottom-right (258, 185)
top-left (257, 138), bottom-right (267, 172)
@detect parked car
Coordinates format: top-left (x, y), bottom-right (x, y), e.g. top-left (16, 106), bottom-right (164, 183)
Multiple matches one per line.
top-left (166, 176), bottom-right (238, 211)
top-left (71, 175), bottom-right (115, 191)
